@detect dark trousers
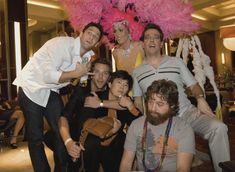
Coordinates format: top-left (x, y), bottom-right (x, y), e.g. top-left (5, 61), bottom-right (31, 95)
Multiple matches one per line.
top-left (18, 88), bottom-right (68, 172)
top-left (44, 130), bottom-right (78, 172)
top-left (83, 133), bottom-right (125, 172)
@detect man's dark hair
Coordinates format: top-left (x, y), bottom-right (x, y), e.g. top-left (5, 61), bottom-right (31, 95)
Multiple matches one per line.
top-left (109, 70), bottom-right (133, 91)
top-left (91, 58), bottom-right (112, 73)
top-left (140, 23), bottom-right (164, 42)
top-left (83, 22), bottom-right (103, 41)
top-left (145, 79), bottom-right (179, 115)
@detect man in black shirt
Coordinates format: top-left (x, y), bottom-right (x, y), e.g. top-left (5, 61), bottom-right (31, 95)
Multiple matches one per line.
top-left (59, 58), bottom-right (112, 141)
top-left (44, 58), bottom-right (112, 171)
top-left (61, 70), bottom-right (142, 172)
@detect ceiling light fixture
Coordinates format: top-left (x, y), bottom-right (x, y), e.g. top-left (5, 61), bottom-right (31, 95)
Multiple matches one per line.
top-left (220, 25), bottom-right (235, 51)
top-left (191, 14), bottom-right (207, 21)
top-left (220, 16), bottom-right (235, 21)
top-left (27, 0), bottom-right (62, 9)
top-left (223, 38), bottom-right (235, 51)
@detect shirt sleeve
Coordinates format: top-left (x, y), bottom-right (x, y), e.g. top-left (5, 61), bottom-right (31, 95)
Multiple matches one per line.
top-left (44, 40), bottom-right (65, 83)
top-left (178, 58), bottom-right (197, 87)
top-left (35, 37), bottom-right (72, 84)
top-left (176, 119), bottom-right (195, 154)
top-left (132, 70), bottom-right (143, 97)
top-left (124, 121), bottom-right (138, 152)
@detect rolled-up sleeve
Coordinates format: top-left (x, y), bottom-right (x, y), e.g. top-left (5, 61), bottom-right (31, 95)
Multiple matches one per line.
top-left (178, 58), bottom-right (197, 87)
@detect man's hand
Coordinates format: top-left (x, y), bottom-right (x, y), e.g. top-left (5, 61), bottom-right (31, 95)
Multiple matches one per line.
top-left (197, 97), bottom-right (215, 117)
top-left (59, 63), bottom-right (93, 83)
top-left (74, 63), bottom-right (90, 78)
top-left (111, 118), bottom-right (121, 134)
top-left (65, 140), bottom-right (85, 160)
top-left (84, 92), bottom-right (100, 108)
top-left (118, 96), bottom-right (134, 110)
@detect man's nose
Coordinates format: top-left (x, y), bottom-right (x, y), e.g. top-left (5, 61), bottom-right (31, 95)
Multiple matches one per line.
top-left (98, 73), bottom-right (104, 79)
top-left (89, 35), bottom-right (94, 41)
top-left (149, 37), bottom-right (155, 42)
top-left (149, 103), bottom-right (158, 112)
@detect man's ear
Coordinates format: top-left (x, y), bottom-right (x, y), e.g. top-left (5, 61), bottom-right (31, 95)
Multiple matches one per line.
top-left (140, 41), bottom-right (144, 49)
top-left (79, 32), bottom-right (83, 38)
top-left (108, 82), bottom-right (111, 88)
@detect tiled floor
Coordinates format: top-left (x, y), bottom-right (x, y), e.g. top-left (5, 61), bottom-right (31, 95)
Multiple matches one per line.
top-left (0, 116), bottom-right (234, 172)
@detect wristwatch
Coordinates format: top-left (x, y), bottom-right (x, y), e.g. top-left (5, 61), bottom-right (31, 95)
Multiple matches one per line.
top-left (99, 100), bottom-right (104, 107)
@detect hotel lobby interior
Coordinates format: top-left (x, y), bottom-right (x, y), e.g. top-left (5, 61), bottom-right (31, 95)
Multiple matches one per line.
top-left (0, 0), bottom-right (235, 171)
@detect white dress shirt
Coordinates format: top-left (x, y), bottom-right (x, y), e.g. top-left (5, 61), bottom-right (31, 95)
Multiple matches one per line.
top-left (13, 36), bottom-right (94, 107)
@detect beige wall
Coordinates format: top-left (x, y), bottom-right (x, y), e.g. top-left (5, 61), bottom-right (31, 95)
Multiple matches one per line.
top-left (28, 28), bottom-right (57, 57)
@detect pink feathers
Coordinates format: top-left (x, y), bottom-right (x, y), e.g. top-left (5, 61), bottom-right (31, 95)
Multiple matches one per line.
top-left (60, 0), bottom-right (110, 31)
top-left (129, 0), bottom-right (199, 38)
top-left (59, 0), bottom-right (199, 42)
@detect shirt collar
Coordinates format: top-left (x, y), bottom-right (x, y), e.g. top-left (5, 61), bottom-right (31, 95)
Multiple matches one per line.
top-left (74, 37), bottom-right (95, 63)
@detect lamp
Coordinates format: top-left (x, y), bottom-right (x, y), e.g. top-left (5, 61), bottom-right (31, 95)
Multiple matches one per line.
top-left (223, 38), bottom-right (235, 51)
top-left (220, 25), bottom-right (235, 51)
top-left (28, 18), bottom-right (37, 27)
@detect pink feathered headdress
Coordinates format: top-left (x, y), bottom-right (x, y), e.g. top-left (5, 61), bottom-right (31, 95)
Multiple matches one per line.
top-left (101, 8), bottom-right (144, 41)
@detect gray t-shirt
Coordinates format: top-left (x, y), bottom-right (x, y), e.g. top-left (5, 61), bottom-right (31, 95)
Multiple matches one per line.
top-left (132, 56), bottom-right (197, 116)
top-left (124, 116), bottom-right (195, 171)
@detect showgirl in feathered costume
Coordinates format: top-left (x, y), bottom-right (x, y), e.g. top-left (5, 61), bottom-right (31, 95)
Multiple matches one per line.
top-left (59, 0), bottom-right (199, 43)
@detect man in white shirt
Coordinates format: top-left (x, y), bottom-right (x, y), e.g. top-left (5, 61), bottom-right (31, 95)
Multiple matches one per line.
top-left (13, 22), bottom-right (103, 172)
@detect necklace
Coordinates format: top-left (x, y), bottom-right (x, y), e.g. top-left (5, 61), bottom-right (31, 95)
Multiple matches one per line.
top-left (141, 117), bottom-right (173, 172)
top-left (121, 43), bottom-right (133, 58)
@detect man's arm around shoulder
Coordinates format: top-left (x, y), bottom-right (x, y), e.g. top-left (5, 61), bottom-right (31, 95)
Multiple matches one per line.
top-left (134, 96), bottom-right (144, 114)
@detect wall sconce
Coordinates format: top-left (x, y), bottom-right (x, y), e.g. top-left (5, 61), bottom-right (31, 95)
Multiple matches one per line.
top-left (164, 42), bottom-right (168, 55)
top-left (221, 52), bottom-right (225, 65)
top-left (28, 18), bottom-right (37, 27)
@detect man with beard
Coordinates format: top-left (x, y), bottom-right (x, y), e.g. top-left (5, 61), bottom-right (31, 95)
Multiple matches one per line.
top-left (120, 79), bottom-right (195, 172)
top-left (132, 23), bottom-right (230, 172)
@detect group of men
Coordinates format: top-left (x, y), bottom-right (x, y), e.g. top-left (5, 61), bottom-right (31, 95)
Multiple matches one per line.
top-left (13, 22), bottom-right (230, 172)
